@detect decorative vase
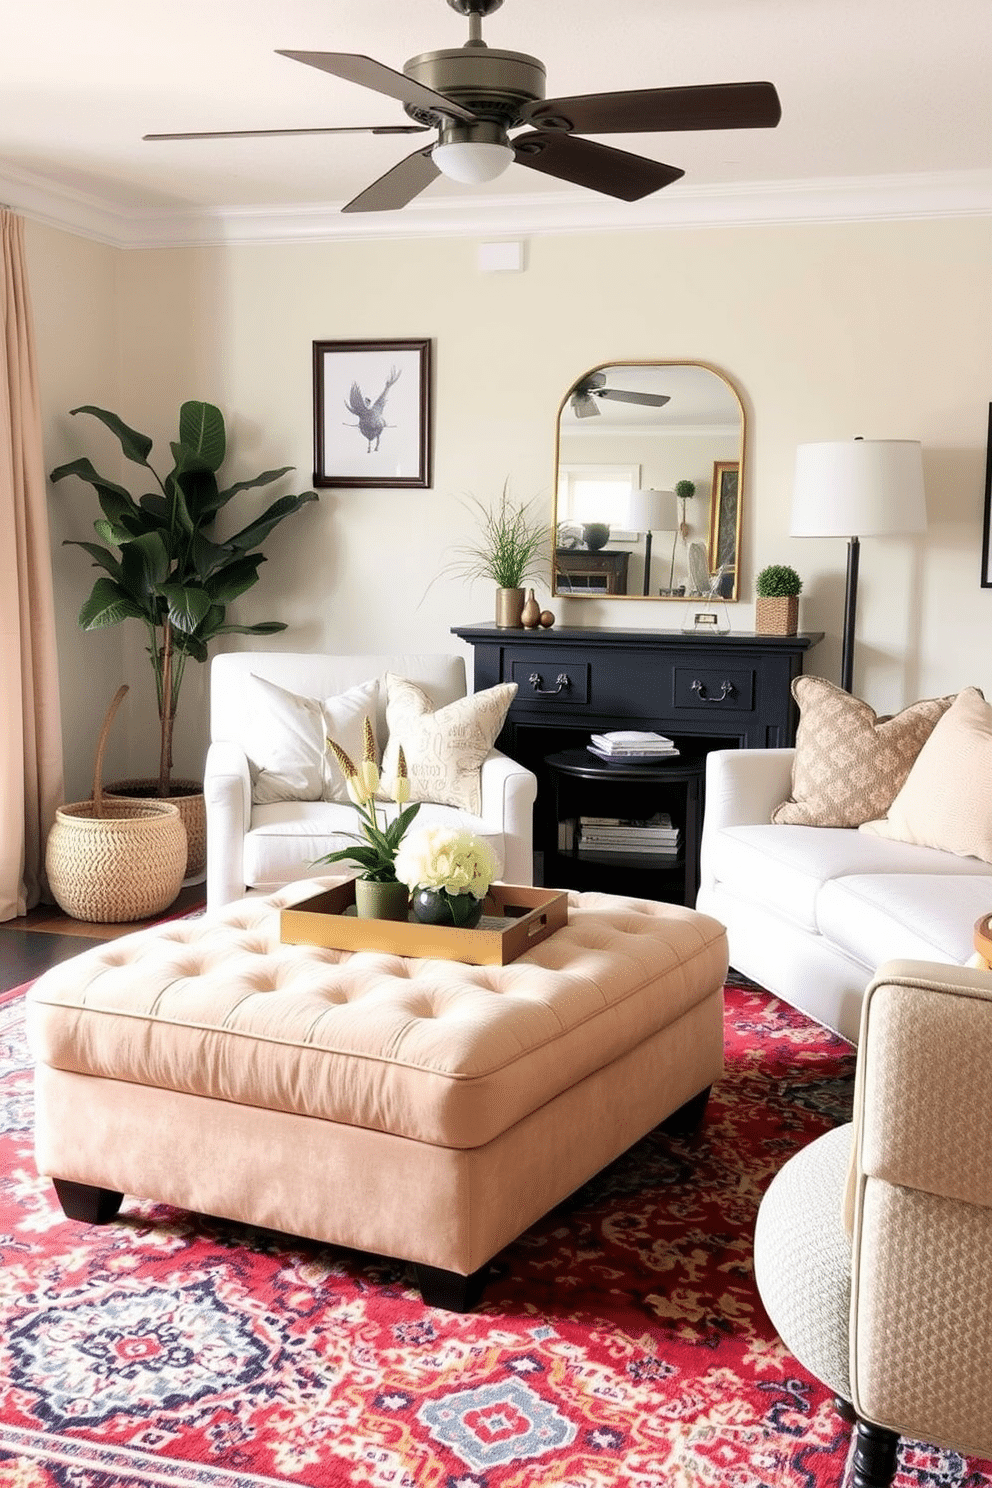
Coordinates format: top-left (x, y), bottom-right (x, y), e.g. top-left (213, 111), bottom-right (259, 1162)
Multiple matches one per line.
top-left (520, 588), bottom-right (541, 628)
top-left (495, 586), bottom-right (525, 628)
top-left (582, 522), bottom-right (610, 552)
top-left (354, 878), bottom-right (409, 921)
top-left (755, 595), bottom-right (799, 636)
top-left (411, 886), bottom-right (484, 929)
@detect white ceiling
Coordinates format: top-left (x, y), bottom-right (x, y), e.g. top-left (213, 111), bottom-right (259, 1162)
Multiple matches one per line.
top-left (3, 0), bottom-right (991, 247)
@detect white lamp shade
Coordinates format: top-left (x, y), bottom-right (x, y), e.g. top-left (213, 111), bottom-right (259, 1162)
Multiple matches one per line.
top-left (791, 440), bottom-right (927, 539)
top-left (627, 488), bottom-right (676, 532)
top-left (432, 141), bottom-right (514, 184)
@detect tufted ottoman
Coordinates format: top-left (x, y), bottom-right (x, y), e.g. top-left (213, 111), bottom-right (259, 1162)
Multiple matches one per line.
top-left (26, 879), bottom-right (728, 1310)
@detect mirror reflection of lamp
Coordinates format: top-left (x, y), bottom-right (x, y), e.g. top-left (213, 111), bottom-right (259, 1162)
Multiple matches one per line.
top-left (627, 488), bottom-right (676, 596)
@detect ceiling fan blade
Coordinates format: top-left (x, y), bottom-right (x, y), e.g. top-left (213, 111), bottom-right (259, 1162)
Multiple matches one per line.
top-left (514, 131), bottom-right (683, 202)
top-left (523, 81), bottom-right (782, 135)
top-left (144, 124), bottom-right (430, 142)
top-left (276, 51), bottom-right (477, 123)
top-left (596, 389), bottom-right (671, 407)
top-left (342, 146), bottom-right (440, 213)
top-left (571, 394), bottom-right (600, 419)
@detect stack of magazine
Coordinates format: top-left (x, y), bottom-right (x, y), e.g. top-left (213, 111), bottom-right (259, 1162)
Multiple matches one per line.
top-left (587, 730), bottom-right (679, 762)
top-left (577, 811), bottom-right (681, 860)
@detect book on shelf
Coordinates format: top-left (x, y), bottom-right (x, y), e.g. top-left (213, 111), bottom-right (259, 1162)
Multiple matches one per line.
top-left (589, 729), bottom-right (679, 759)
top-left (577, 842), bottom-right (680, 858)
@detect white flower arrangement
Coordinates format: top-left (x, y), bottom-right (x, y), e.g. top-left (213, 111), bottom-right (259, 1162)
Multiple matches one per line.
top-left (394, 825), bottom-right (498, 900)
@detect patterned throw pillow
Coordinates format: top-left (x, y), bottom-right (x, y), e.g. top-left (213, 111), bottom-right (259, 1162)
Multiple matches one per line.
top-left (248, 674), bottom-right (378, 805)
top-left (861, 687), bottom-right (992, 861)
top-left (380, 674), bottom-right (517, 815)
top-left (771, 676), bottom-right (954, 828)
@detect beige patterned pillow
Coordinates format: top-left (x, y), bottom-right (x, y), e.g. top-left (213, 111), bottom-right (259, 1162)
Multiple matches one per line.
top-left (771, 676), bottom-right (954, 828)
top-left (380, 674), bottom-right (517, 814)
top-left (860, 687), bottom-right (992, 860)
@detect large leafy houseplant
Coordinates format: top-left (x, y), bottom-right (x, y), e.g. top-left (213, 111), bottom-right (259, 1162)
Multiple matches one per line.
top-left (51, 400), bottom-right (317, 796)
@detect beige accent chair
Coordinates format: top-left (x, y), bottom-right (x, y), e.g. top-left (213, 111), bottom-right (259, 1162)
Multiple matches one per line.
top-left (754, 959), bottom-right (992, 1487)
top-left (204, 651), bottom-right (537, 909)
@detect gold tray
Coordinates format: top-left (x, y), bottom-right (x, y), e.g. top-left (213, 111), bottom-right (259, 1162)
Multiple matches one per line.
top-left (280, 882), bottom-right (568, 966)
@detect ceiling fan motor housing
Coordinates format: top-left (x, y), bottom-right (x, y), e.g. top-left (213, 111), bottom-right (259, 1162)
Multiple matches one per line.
top-left (402, 47), bottom-right (547, 129)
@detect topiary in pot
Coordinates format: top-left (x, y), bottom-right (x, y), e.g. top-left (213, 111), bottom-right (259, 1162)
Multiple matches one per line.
top-left (755, 563), bottom-right (802, 635)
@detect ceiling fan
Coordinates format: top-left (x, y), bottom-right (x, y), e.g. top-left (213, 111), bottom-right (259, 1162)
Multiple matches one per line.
top-left (145, 0), bottom-right (781, 214)
top-left (569, 373), bottom-right (671, 420)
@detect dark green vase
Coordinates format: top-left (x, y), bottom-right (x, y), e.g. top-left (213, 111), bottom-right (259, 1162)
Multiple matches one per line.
top-left (411, 887), bottom-right (484, 929)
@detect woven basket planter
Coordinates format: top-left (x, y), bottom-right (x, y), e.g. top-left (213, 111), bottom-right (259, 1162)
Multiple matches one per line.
top-left (755, 595), bottom-right (799, 636)
top-left (44, 684), bottom-right (188, 923)
top-left (104, 779), bottom-right (205, 878)
top-left (46, 798), bottom-right (187, 923)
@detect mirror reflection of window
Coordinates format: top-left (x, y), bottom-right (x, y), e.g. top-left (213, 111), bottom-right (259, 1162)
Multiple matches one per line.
top-left (553, 363), bottom-right (745, 601)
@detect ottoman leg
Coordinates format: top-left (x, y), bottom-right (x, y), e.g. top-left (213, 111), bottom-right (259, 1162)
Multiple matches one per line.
top-left (660, 1084), bottom-right (712, 1138)
top-left (52, 1178), bottom-right (124, 1225)
top-left (412, 1263), bottom-right (488, 1312)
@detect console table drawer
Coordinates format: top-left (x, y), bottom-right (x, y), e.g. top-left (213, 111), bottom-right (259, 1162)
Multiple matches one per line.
top-left (673, 666), bottom-right (755, 713)
top-left (510, 657), bottom-right (591, 706)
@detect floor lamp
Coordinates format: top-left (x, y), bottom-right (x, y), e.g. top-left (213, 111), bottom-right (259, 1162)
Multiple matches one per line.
top-left (790, 439), bottom-right (927, 693)
top-left (628, 488), bottom-right (676, 595)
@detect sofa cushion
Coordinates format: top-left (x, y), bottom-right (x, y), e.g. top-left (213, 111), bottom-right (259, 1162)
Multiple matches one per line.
top-left (861, 687), bottom-right (992, 863)
top-left (243, 800), bottom-right (504, 891)
top-left (816, 872), bottom-right (992, 969)
top-left (712, 823), bottom-right (991, 933)
top-left (380, 674), bottom-right (517, 814)
top-left (771, 677), bottom-right (953, 828)
top-left (247, 674), bottom-right (378, 806)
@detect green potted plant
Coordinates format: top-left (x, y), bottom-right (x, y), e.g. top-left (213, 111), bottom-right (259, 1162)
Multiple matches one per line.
top-left (51, 400), bottom-right (317, 873)
top-left (433, 481), bottom-right (548, 628)
top-left (755, 563), bottom-right (803, 635)
top-left (668, 479), bottom-right (696, 590)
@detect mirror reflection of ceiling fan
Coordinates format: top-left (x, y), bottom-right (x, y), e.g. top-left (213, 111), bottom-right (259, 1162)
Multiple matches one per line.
top-left (569, 373), bottom-right (671, 420)
top-left (144, 0), bottom-right (781, 214)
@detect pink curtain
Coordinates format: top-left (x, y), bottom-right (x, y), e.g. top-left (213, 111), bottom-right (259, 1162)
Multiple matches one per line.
top-left (0, 210), bottom-right (64, 919)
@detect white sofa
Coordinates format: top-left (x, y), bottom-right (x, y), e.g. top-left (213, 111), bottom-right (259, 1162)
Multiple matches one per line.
top-left (697, 747), bottom-right (992, 1043)
top-left (204, 651), bottom-right (537, 910)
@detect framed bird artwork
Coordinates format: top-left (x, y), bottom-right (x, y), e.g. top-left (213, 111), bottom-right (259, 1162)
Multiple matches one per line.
top-left (313, 338), bottom-right (432, 488)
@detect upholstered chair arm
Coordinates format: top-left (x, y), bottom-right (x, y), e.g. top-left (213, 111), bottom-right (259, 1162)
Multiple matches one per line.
top-left (849, 958), bottom-right (992, 1454)
top-left (478, 749), bottom-right (538, 887)
top-left (204, 740), bottom-right (252, 910)
top-left (699, 748), bottom-right (795, 890)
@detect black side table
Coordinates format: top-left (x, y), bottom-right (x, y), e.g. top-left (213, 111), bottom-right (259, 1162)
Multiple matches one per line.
top-left (544, 749), bottom-right (705, 908)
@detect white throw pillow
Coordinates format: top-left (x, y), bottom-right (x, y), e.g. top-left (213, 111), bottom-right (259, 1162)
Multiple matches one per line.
top-left (379, 673), bottom-right (517, 814)
top-left (860, 686), bottom-right (992, 861)
top-left (248, 674), bottom-right (378, 805)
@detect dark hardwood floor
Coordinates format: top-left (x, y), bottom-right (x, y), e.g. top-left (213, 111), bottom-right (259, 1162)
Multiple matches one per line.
top-left (0, 883), bottom-right (206, 992)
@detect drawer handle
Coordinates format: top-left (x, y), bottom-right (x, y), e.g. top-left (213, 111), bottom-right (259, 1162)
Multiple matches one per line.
top-left (691, 678), bottom-right (735, 702)
top-left (529, 671), bottom-right (572, 696)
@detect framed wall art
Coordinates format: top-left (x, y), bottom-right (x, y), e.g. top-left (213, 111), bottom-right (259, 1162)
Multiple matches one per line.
top-left (313, 339), bottom-right (432, 489)
top-left (981, 404), bottom-right (992, 587)
top-left (708, 460), bottom-right (740, 580)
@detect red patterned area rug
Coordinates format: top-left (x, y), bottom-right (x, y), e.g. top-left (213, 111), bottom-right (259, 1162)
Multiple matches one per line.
top-left (2, 979), bottom-right (989, 1488)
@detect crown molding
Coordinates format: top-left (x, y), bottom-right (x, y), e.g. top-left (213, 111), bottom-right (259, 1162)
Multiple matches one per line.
top-left (3, 162), bottom-right (991, 250)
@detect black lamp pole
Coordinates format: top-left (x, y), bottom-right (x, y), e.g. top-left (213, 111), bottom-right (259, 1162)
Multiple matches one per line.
top-left (840, 535), bottom-right (860, 694)
top-left (642, 531), bottom-right (653, 596)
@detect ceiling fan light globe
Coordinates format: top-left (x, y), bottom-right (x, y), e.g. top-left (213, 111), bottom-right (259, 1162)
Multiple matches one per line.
top-left (432, 140), bottom-right (514, 183)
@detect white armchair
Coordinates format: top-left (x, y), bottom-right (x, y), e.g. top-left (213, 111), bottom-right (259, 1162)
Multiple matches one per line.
top-left (755, 958), bottom-right (992, 1486)
top-left (204, 651), bottom-right (537, 909)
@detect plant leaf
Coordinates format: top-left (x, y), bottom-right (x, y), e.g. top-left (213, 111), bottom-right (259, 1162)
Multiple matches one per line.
top-left (159, 583), bottom-right (212, 634)
top-left (213, 467), bottom-right (294, 507)
top-left (63, 540), bottom-right (123, 582)
top-left (121, 532), bottom-right (171, 596)
top-left (213, 620), bottom-right (288, 636)
top-left (78, 577), bottom-right (148, 629)
top-left (205, 554), bottom-right (264, 603)
top-left (68, 406), bottom-right (154, 466)
top-left (177, 401), bottom-right (226, 472)
top-left (224, 491), bottom-right (318, 552)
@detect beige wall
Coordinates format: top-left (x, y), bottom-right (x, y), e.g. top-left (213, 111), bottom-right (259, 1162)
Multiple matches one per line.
top-left (26, 213), bottom-right (992, 799)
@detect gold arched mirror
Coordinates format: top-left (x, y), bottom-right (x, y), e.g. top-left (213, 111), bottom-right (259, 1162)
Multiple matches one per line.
top-left (553, 361), bottom-right (745, 601)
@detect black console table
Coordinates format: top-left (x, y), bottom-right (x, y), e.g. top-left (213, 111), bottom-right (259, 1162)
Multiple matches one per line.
top-left (452, 623), bottom-right (822, 903)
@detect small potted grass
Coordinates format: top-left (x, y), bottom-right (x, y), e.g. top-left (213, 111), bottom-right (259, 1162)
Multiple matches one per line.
top-left (755, 564), bottom-right (802, 635)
